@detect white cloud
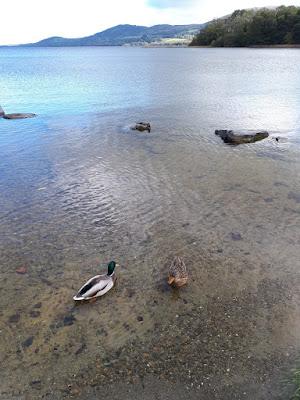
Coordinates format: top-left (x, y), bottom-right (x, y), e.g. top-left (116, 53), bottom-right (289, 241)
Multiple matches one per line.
top-left (0, 0), bottom-right (299, 45)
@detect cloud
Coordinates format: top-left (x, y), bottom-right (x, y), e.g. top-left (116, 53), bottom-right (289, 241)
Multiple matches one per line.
top-left (147, 0), bottom-right (198, 9)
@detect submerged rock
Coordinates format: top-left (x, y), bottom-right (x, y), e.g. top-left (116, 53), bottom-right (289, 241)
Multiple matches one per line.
top-left (8, 313), bottom-right (21, 323)
top-left (22, 336), bottom-right (34, 348)
top-left (231, 232), bottom-right (243, 241)
top-left (63, 314), bottom-right (76, 326)
top-left (3, 113), bottom-right (36, 120)
top-left (29, 310), bottom-right (41, 318)
top-left (16, 266), bottom-right (27, 274)
top-left (215, 129), bottom-right (269, 144)
top-left (131, 122), bottom-right (151, 133)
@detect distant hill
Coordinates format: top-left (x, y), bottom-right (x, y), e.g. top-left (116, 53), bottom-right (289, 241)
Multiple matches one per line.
top-left (190, 6), bottom-right (300, 47)
top-left (20, 24), bottom-right (204, 47)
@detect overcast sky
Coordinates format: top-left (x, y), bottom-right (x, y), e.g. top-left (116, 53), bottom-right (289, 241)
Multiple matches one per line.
top-left (1, 0), bottom-right (299, 45)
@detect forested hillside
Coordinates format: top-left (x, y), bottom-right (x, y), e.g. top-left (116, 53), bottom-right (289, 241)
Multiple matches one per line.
top-left (190, 6), bottom-right (300, 47)
top-left (21, 24), bottom-right (203, 47)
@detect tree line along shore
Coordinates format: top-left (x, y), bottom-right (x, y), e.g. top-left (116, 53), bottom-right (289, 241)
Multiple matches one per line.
top-left (190, 6), bottom-right (300, 47)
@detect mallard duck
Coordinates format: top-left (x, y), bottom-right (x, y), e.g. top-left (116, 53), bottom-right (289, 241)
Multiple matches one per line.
top-left (73, 261), bottom-right (118, 301)
top-left (168, 256), bottom-right (188, 288)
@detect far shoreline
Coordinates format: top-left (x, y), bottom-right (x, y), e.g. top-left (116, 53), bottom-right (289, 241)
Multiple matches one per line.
top-left (1, 44), bottom-right (300, 49)
top-left (189, 44), bottom-right (300, 49)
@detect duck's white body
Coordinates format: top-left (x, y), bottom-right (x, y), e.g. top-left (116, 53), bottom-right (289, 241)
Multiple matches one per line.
top-left (73, 272), bottom-right (116, 301)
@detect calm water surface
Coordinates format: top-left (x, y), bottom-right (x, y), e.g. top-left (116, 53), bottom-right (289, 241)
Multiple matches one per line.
top-left (0, 47), bottom-right (300, 399)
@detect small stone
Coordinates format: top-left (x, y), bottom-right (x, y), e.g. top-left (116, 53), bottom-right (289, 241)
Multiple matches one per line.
top-left (30, 380), bottom-right (41, 389)
top-left (288, 192), bottom-right (300, 204)
top-left (22, 336), bottom-right (34, 348)
top-left (137, 316), bottom-right (143, 322)
top-left (231, 232), bottom-right (242, 241)
top-left (16, 266), bottom-right (27, 274)
top-left (74, 343), bottom-right (86, 355)
top-left (63, 314), bottom-right (76, 326)
top-left (30, 310), bottom-right (41, 318)
top-left (8, 313), bottom-right (20, 323)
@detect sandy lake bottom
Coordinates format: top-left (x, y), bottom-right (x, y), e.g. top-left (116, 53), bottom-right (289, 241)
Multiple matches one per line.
top-left (0, 47), bottom-right (300, 399)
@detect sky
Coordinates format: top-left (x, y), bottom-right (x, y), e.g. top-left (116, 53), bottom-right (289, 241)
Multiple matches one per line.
top-left (1, 0), bottom-right (300, 45)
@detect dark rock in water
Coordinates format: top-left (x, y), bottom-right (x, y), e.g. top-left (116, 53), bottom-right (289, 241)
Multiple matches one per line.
top-left (74, 343), bottom-right (86, 355)
top-left (288, 192), bottom-right (300, 204)
top-left (123, 322), bottom-right (130, 331)
top-left (8, 313), bottom-right (20, 323)
top-left (3, 113), bottom-right (36, 120)
top-left (132, 122), bottom-right (151, 133)
top-left (22, 336), bottom-right (34, 348)
top-left (30, 310), bottom-right (41, 318)
top-left (0, 105), bottom-right (4, 117)
top-left (63, 314), bottom-right (76, 326)
top-left (16, 266), bottom-right (27, 274)
top-left (30, 380), bottom-right (42, 389)
top-left (231, 232), bottom-right (243, 241)
top-left (215, 129), bottom-right (269, 144)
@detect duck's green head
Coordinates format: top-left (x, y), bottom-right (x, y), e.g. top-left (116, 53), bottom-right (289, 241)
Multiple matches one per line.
top-left (107, 261), bottom-right (118, 276)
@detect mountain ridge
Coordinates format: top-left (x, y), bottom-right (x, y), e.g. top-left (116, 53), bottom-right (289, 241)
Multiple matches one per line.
top-left (18, 23), bottom-right (204, 47)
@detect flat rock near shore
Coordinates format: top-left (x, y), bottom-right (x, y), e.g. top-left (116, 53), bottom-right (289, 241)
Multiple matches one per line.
top-left (131, 122), bottom-right (151, 133)
top-left (3, 113), bottom-right (36, 120)
top-left (215, 129), bottom-right (269, 144)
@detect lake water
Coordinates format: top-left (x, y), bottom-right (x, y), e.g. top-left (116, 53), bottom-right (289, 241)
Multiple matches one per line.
top-left (0, 47), bottom-right (300, 400)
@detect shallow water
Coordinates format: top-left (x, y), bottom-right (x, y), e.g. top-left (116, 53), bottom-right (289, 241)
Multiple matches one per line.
top-left (0, 47), bottom-right (300, 399)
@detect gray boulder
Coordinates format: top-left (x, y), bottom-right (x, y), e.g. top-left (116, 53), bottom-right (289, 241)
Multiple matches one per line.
top-left (215, 129), bottom-right (269, 145)
top-left (3, 113), bottom-right (36, 120)
top-left (0, 105), bottom-right (4, 117)
top-left (131, 122), bottom-right (151, 133)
